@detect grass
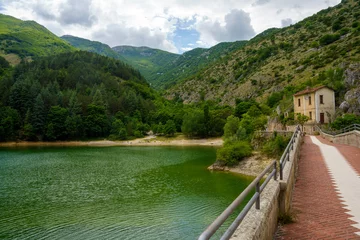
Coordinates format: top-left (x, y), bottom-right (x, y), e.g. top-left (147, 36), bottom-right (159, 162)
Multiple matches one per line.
top-left (0, 14), bottom-right (76, 60)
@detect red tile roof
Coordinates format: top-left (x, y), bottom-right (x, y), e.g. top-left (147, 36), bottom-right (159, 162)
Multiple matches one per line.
top-left (293, 86), bottom-right (330, 96)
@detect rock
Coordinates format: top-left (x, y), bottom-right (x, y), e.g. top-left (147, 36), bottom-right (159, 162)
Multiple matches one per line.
top-left (295, 65), bottom-right (305, 72)
top-left (344, 88), bottom-right (360, 115)
top-left (339, 101), bottom-right (350, 112)
top-left (276, 105), bottom-right (281, 115)
top-left (344, 63), bottom-right (360, 87)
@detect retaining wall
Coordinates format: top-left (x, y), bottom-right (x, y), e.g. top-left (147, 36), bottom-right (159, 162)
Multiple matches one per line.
top-left (231, 133), bottom-right (303, 240)
top-left (320, 130), bottom-right (360, 148)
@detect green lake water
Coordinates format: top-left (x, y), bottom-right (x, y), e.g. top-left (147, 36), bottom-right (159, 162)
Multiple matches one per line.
top-left (0, 146), bottom-right (253, 239)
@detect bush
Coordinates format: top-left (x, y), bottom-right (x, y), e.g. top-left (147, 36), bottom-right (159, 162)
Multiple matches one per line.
top-left (331, 114), bottom-right (360, 130)
top-left (319, 34), bottom-right (340, 46)
top-left (262, 135), bottom-right (290, 158)
top-left (216, 141), bottom-right (252, 166)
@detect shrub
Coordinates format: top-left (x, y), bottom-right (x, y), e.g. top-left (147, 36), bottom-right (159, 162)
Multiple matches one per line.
top-left (262, 135), bottom-right (290, 158)
top-left (331, 114), bottom-right (360, 130)
top-left (319, 34), bottom-right (340, 46)
top-left (216, 141), bottom-right (252, 166)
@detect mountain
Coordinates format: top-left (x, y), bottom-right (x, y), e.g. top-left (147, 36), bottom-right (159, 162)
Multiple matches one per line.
top-left (165, 0), bottom-right (360, 109)
top-left (63, 35), bottom-right (247, 89)
top-left (0, 14), bottom-right (75, 65)
top-left (61, 35), bottom-right (127, 62)
top-left (150, 41), bottom-right (247, 89)
top-left (112, 45), bottom-right (179, 86)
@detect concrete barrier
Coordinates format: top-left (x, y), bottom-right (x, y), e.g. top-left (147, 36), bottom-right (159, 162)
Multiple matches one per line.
top-left (320, 130), bottom-right (360, 148)
top-left (230, 133), bottom-right (303, 240)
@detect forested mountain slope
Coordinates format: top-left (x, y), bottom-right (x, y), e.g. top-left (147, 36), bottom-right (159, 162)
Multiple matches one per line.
top-left (149, 41), bottom-right (248, 89)
top-left (61, 35), bottom-right (128, 63)
top-left (0, 51), bottom-right (156, 141)
top-left (0, 14), bottom-right (75, 65)
top-left (165, 0), bottom-right (360, 110)
top-left (112, 45), bottom-right (179, 86)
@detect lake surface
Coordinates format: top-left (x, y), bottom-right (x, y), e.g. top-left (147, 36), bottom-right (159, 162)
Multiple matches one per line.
top-left (0, 146), bottom-right (253, 239)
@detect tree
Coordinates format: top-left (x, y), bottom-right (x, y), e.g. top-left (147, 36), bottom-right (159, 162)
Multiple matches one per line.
top-left (84, 104), bottom-right (109, 137)
top-left (296, 113), bottom-right (309, 131)
top-left (223, 115), bottom-right (240, 140)
top-left (45, 106), bottom-right (69, 140)
top-left (32, 94), bottom-right (46, 135)
top-left (164, 120), bottom-right (176, 136)
top-left (182, 110), bottom-right (205, 138)
top-left (216, 141), bottom-right (252, 166)
top-left (111, 119), bottom-right (127, 140)
top-left (21, 109), bottom-right (35, 140)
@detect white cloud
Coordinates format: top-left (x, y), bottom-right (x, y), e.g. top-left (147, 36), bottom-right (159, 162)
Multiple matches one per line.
top-left (195, 9), bottom-right (255, 47)
top-left (281, 18), bottom-right (293, 27)
top-left (0, 0), bottom-right (342, 53)
top-left (181, 47), bottom-right (194, 52)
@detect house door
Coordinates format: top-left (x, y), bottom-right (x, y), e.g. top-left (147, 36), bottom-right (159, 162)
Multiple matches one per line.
top-left (320, 113), bottom-right (325, 124)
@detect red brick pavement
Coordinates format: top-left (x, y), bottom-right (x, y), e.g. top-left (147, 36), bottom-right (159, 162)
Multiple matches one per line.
top-left (316, 136), bottom-right (360, 176)
top-left (275, 136), bottom-right (360, 239)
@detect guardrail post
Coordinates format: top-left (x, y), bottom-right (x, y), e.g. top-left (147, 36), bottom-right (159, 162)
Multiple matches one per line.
top-left (287, 149), bottom-right (290, 161)
top-left (274, 161), bottom-right (277, 180)
top-left (280, 161), bottom-right (283, 180)
top-left (256, 182), bottom-right (260, 210)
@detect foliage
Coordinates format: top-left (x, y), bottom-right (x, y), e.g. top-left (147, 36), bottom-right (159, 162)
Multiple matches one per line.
top-left (163, 120), bottom-right (176, 136)
top-left (181, 110), bottom-right (205, 138)
top-left (331, 114), bottom-right (360, 130)
top-left (319, 34), bottom-right (340, 46)
top-left (261, 134), bottom-right (290, 158)
top-left (216, 141), bottom-right (252, 166)
top-left (296, 113), bottom-right (310, 128)
top-left (223, 115), bottom-right (240, 140)
top-left (0, 14), bottom-right (75, 59)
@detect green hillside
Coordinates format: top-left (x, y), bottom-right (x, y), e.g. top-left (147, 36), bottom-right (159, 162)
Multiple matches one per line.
top-left (61, 35), bottom-right (127, 62)
top-left (0, 14), bottom-right (75, 64)
top-left (112, 45), bottom-right (179, 86)
top-left (166, 0), bottom-right (360, 109)
top-left (151, 41), bottom-right (247, 89)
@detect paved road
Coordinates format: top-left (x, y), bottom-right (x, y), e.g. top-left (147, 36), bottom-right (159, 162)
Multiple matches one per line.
top-left (276, 136), bottom-right (360, 239)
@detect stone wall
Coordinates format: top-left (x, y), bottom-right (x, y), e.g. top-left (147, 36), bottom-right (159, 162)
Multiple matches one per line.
top-left (320, 130), bottom-right (360, 148)
top-left (230, 132), bottom-right (303, 240)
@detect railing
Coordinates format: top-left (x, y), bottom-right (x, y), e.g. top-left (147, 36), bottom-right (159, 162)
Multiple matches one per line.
top-left (279, 125), bottom-right (301, 180)
top-left (317, 124), bottom-right (360, 136)
top-left (198, 125), bottom-right (302, 240)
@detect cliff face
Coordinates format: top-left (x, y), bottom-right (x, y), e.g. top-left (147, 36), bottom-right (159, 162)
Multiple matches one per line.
top-left (340, 63), bottom-right (360, 115)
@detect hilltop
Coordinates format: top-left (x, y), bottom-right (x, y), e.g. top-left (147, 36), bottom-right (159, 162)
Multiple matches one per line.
top-left (61, 35), bottom-right (127, 62)
top-left (0, 14), bottom-right (75, 65)
top-left (62, 36), bottom-right (246, 90)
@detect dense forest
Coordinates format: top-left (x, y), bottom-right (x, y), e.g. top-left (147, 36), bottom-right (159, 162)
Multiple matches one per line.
top-left (0, 51), bottom-right (242, 142)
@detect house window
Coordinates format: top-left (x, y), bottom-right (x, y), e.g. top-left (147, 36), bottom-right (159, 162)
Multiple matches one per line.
top-left (320, 95), bottom-right (324, 104)
top-left (309, 96), bottom-right (311, 105)
top-left (309, 111), bottom-right (312, 120)
top-left (298, 98), bottom-right (301, 107)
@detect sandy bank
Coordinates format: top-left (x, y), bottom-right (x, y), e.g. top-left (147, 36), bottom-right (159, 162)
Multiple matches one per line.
top-left (0, 136), bottom-right (223, 148)
top-left (208, 152), bottom-right (274, 177)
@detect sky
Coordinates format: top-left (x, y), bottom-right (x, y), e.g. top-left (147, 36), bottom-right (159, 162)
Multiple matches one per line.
top-left (0, 0), bottom-right (341, 54)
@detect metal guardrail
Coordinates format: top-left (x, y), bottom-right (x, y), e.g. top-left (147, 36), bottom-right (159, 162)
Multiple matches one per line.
top-left (279, 125), bottom-right (301, 180)
top-left (317, 124), bottom-right (360, 136)
top-left (198, 125), bottom-right (302, 240)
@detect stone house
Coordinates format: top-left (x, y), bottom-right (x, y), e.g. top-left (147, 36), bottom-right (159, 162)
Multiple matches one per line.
top-left (293, 86), bottom-right (335, 124)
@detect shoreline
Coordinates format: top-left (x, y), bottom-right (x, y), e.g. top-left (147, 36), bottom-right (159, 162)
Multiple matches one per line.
top-left (208, 152), bottom-right (274, 177)
top-left (0, 136), bottom-right (223, 148)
